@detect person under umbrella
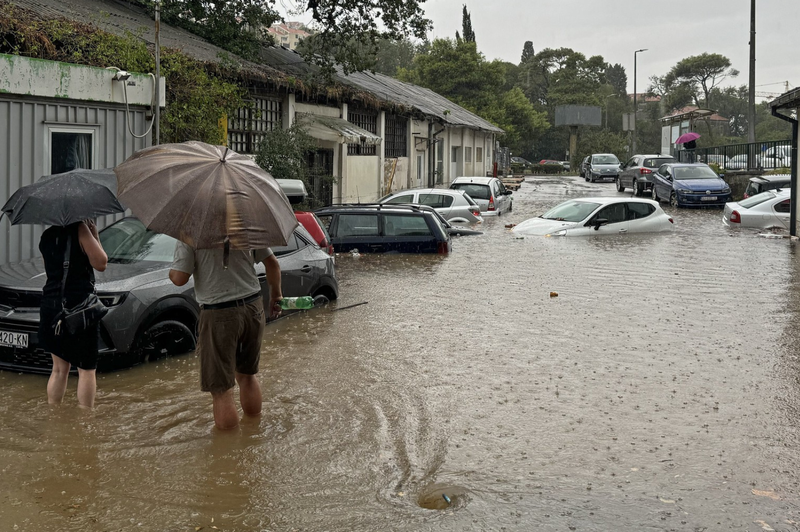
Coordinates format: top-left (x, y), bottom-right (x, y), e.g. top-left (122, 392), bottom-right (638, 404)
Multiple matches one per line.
top-left (675, 132), bottom-right (700, 163)
top-left (1, 169), bottom-right (121, 407)
top-left (115, 141), bottom-right (297, 430)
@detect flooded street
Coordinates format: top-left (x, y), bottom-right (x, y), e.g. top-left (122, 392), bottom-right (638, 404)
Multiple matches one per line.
top-left (3, 174), bottom-right (800, 531)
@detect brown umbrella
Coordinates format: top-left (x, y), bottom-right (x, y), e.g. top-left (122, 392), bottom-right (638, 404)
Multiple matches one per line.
top-left (114, 141), bottom-right (298, 255)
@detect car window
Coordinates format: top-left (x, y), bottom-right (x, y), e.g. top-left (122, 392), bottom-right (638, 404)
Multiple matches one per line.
top-left (384, 194), bottom-right (415, 205)
top-left (625, 157), bottom-right (636, 168)
top-left (643, 157), bottom-right (673, 168)
top-left (591, 155), bottom-right (619, 164)
top-left (451, 183), bottom-right (490, 200)
top-left (744, 182), bottom-right (761, 196)
top-left (593, 203), bottom-right (626, 224)
top-left (672, 166), bottom-right (719, 179)
top-left (271, 232), bottom-right (300, 256)
top-left (383, 214), bottom-right (432, 237)
top-left (100, 218), bottom-right (177, 263)
top-left (418, 193), bottom-right (453, 208)
top-left (337, 214), bottom-right (379, 237)
top-left (659, 165), bottom-right (671, 178)
top-left (316, 214), bottom-right (333, 232)
top-left (626, 202), bottom-right (655, 220)
top-left (496, 180), bottom-right (507, 194)
top-left (541, 201), bottom-right (601, 222)
top-left (775, 199), bottom-right (791, 214)
top-left (739, 191), bottom-right (774, 208)
top-left (311, 213), bottom-right (332, 244)
top-left (462, 193), bottom-right (478, 206)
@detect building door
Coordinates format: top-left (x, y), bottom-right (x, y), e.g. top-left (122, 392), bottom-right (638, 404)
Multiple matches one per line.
top-left (450, 146), bottom-right (461, 182)
top-left (306, 148), bottom-right (334, 209)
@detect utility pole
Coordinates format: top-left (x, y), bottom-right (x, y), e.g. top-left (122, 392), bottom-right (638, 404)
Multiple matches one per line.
top-left (632, 49), bottom-right (647, 155)
top-left (154, 0), bottom-right (161, 145)
top-left (747, 0), bottom-right (756, 144)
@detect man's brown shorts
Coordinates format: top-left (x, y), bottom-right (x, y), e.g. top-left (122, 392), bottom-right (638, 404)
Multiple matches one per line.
top-left (196, 298), bottom-right (265, 393)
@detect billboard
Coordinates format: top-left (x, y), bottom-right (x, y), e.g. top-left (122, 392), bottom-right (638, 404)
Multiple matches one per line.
top-left (555, 105), bottom-right (602, 127)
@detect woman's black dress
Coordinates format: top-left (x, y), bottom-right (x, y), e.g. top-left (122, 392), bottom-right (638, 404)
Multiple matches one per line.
top-left (38, 223), bottom-right (99, 370)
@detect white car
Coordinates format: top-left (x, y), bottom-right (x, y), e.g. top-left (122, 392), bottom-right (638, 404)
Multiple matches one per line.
top-left (449, 176), bottom-right (513, 216)
top-left (378, 188), bottom-right (483, 224)
top-left (722, 189), bottom-right (791, 230)
top-left (511, 197), bottom-right (674, 237)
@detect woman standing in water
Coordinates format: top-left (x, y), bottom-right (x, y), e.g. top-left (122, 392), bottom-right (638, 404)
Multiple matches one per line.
top-left (38, 220), bottom-right (107, 407)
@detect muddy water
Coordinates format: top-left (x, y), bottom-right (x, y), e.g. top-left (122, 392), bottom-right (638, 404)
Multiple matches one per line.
top-left (3, 175), bottom-right (800, 531)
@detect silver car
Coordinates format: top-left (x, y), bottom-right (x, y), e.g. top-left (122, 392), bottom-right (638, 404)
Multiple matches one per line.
top-left (618, 154), bottom-right (675, 196)
top-left (0, 217), bottom-right (338, 374)
top-left (584, 153), bottom-right (622, 183)
top-left (378, 188), bottom-right (483, 224)
top-left (449, 176), bottom-right (513, 216)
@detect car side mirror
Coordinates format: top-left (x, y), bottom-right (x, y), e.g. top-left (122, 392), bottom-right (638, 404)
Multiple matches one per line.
top-left (504, 190), bottom-right (513, 196)
top-left (666, 176), bottom-right (673, 182)
top-left (593, 218), bottom-right (609, 230)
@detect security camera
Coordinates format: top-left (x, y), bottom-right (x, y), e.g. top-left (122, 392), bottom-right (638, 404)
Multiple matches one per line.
top-left (113, 70), bottom-right (131, 81)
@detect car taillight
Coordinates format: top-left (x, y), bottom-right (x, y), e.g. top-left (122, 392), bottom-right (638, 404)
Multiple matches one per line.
top-left (437, 240), bottom-right (451, 254)
top-left (470, 206), bottom-right (480, 216)
top-left (730, 210), bottom-right (741, 223)
top-left (640, 168), bottom-right (652, 174)
top-left (668, 217), bottom-right (674, 224)
top-left (488, 196), bottom-right (496, 211)
top-left (325, 242), bottom-right (334, 255)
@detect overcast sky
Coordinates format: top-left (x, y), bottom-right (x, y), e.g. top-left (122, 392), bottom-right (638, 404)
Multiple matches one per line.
top-left (422, 0), bottom-right (798, 97)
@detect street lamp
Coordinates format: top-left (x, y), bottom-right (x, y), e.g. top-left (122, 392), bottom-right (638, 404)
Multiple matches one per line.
top-left (632, 48), bottom-right (648, 155)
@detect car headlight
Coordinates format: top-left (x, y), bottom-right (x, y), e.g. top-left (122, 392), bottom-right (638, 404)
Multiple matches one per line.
top-left (98, 292), bottom-right (127, 307)
top-left (677, 188), bottom-right (692, 194)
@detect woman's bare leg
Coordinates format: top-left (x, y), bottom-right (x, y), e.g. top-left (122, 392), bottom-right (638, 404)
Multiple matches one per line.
top-left (47, 355), bottom-right (70, 404)
top-left (76, 368), bottom-right (96, 408)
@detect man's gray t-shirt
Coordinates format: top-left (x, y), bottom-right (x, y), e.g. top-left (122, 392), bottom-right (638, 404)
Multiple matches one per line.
top-left (171, 243), bottom-right (273, 305)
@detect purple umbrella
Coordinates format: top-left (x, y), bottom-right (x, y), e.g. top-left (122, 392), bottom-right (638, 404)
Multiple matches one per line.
top-left (675, 132), bottom-right (700, 144)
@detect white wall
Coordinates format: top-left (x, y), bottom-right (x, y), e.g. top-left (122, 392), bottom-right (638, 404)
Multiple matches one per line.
top-left (344, 157), bottom-right (380, 203)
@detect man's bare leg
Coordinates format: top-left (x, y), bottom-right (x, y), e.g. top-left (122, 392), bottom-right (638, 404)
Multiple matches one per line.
top-left (47, 355), bottom-right (70, 404)
top-left (76, 368), bottom-right (96, 408)
top-left (235, 372), bottom-right (262, 418)
top-left (212, 388), bottom-right (240, 430)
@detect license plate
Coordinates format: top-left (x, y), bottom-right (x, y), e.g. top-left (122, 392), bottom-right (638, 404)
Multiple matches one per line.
top-left (0, 330), bottom-right (28, 348)
top-left (701, 196), bottom-right (718, 201)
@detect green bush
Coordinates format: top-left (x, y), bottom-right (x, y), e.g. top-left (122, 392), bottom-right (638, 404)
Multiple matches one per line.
top-left (529, 164), bottom-right (564, 175)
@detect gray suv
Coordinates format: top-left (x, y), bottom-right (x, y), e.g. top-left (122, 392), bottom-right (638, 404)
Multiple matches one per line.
top-left (0, 217), bottom-right (338, 374)
top-left (618, 154), bottom-right (675, 196)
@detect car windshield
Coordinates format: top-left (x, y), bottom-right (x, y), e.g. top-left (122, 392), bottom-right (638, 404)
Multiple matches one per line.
top-left (100, 218), bottom-right (177, 263)
top-left (672, 166), bottom-right (720, 179)
top-left (540, 201), bottom-right (601, 222)
top-left (451, 183), bottom-right (490, 200)
top-left (592, 155), bottom-right (619, 164)
top-left (738, 191), bottom-right (777, 209)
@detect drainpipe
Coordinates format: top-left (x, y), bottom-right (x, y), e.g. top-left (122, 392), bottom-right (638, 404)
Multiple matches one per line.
top-left (771, 106), bottom-right (798, 236)
top-left (427, 122), bottom-right (433, 187)
top-left (154, 0), bottom-right (161, 146)
top-left (432, 125), bottom-right (445, 185)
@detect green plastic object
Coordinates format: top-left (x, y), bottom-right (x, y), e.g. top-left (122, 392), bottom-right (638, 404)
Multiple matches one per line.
top-left (278, 296), bottom-right (314, 310)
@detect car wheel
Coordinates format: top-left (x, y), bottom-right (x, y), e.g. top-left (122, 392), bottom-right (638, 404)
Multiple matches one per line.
top-left (134, 319), bottom-right (196, 363)
top-left (584, 174), bottom-right (589, 182)
top-left (616, 178), bottom-right (625, 192)
top-left (669, 192), bottom-right (679, 208)
top-left (633, 180), bottom-right (642, 197)
top-left (590, 175), bottom-right (595, 183)
top-left (652, 187), bottom-right (658, 202)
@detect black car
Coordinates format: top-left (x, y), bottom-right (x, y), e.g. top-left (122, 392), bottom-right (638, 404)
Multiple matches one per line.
top-left (314, 204), bottom-right (452, 254)
top-left (0, 218), bottom-right (338, 374)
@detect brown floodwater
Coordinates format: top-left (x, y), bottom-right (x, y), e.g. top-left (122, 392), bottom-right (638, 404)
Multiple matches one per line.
top-left (3, 175), bottom-right (800, 531)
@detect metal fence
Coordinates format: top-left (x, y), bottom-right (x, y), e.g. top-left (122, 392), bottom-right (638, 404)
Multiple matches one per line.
top-left (676, 139), bottom-right (793, 171)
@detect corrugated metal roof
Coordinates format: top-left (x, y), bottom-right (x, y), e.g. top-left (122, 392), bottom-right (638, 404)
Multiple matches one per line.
top-left (7, 0), bottom-right (502, 134)
top-left (296, 113), bottom-right (382, 144)
top-left (771, 87), bottom-right (800, 110)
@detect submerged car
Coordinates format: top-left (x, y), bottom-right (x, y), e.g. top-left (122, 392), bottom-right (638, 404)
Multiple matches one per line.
top-left (314, 204), bottom-right (452, 254)
top-left (0, 217), bottom-right (338, 374)
top-left (743, 175), bottom-right (791, 199)
top-left (583, 153), bottom-right (622, 183)
top-left (511, 197), bottom-right (674, 237)
top-left (723, 189), bottom-right (791, 230)
top-left (449, 176), bottom-right (513, 216)
top-left (378, 188), bottom-right (483, 224)
top-left (651, 163), bottom-right (731, 208)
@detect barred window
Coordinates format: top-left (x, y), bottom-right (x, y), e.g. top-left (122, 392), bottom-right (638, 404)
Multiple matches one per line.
top-left (476, 147), bottom-right (483, 162)
top-left (385, 115), bottom-right (408, 158)
top-left (348, 108), bottom-right (377, 156)
top-left (228, 97), bottom-right (282, 155)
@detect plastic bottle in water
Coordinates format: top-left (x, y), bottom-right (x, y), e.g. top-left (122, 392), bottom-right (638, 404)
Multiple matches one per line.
top-left (278, 296), bottom-right (314, 310)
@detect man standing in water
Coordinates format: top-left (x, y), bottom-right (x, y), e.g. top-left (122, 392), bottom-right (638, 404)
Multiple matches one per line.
top-left (169, 246), bottom-right (282, 430)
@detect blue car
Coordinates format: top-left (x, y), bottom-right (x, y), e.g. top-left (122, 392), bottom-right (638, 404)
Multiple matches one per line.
top-left (651, 163), bottom-right (731, 208)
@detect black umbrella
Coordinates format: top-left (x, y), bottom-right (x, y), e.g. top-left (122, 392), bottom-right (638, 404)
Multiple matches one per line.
top-left (1, 168), bottom-right (125, 226)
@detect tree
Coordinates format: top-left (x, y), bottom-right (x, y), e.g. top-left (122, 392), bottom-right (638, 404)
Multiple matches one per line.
top-left (373, 38), bottom-right (421, 76)
top-left (461, 5), bottom-right (475, 44)
top-left (605, 63), bottom-right (627, 97)
top-left (142, 0), bottom-right (431, 75)
top-left (520, 41), bottom-right (535, 63)
top-left (664, 53), bottom-right (739, 109)
top-left (254, 122), bottom-right (321, 184)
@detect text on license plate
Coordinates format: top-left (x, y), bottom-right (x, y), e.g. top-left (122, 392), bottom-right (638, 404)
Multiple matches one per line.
top-left (701, 196), bottom-right (718, 201)
top-left (0, 330), bottom-right (29, 348)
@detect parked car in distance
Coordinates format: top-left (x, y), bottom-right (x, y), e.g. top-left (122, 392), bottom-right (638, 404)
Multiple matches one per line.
top-left (584, 153), bottom-right (622, 183)
top-left (378, 188), bottom-right (483, 224)
top-left (579, 156), bottom-right (590, 178)
top-left (0, 217), bottom-right (338, 374)
top-left (723, 189), bottom-right (790, 230)
top-left (449, 176), bottom-right (513, 216)
top-left (651, 163), bottom-right (731, 208)
top-left (743, 175), bottom-right (791, 199)
top-left (560, 161), bottom-right (571, 171)
top-left (618, 154), bottom-right (675, 196)
top-left (699, 154), bottom-right (731, 168)
top-left (511, 197), bottom-right (674, 237)
top-left (314, 204), bottom-right (452, 254)
top-left (726, 154), bottom-right (756, 170)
